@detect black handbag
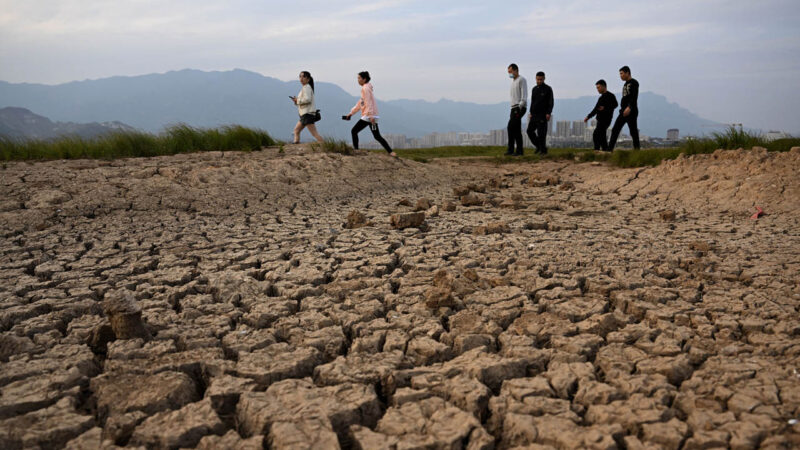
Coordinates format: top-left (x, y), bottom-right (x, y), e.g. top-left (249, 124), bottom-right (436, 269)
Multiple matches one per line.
top-left (314, 110), bottom-right (321, 122)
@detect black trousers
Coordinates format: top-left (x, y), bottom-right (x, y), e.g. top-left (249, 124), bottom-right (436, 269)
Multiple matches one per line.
top-left (609, 111), bottom-right (640, 150)
top-left (352, 120), bottom-right (392, 153)
top-left (507, 107), bottom-right (525, 154)
top-left (593, 120), bottom-right (611, 151)
top-left (526, 115), bottom-right (548, 154)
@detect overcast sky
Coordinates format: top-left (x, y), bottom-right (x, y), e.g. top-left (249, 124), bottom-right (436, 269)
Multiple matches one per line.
top-left (1, 0), bottom-right (799, 132)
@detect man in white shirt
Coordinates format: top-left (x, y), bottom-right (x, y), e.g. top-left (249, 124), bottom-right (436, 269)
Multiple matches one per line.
top-left (506, 64), bottom-right (528, 156)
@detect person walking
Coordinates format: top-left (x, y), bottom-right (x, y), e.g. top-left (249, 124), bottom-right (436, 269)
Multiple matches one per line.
top-left (526, 71), bottom-right (554, 155)
top-left (608, 66), bottom-right (640, 151)
top-left (291, 71), bottom-right (324, 144)
top-left (505, 64), bottom-right (528, 156)
top-left (343, 71), bottom-right (396, 157)
top-left (584, 79), bottom-right (618, 151)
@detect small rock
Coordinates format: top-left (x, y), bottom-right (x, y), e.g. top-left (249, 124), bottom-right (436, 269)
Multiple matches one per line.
top-left (390, 212), bottom-right (425, 229)
top-left (414, 198), bottom-right (432, 211)
top-left (425, 286), bottom-right (455, 309)
top-left (453, 186), bottom-right (471, 197)
top-left (660, 210), bottom-right (677, 221)
top-left (344, 210), bottom-right (371, 229)
top-left (442, 201), bottom-right (457, 211)
top-left (474, 221), bottom-right (511, 235)
top-left (460, 193), bottom-right (483, 206)
top-left (102, 290), bottom-right (150, 340)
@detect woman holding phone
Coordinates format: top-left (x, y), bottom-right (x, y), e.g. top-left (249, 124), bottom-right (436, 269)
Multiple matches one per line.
top-left (291, 71), bottom-right (324, 144)
top-left (343, 71), bottom-right (395, 157)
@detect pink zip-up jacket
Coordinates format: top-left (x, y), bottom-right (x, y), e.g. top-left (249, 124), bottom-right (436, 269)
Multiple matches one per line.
top-left (349, 82), bottom-right (379, 118)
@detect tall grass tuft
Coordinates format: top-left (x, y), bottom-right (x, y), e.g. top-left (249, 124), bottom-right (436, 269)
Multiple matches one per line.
top-left (710, 126), bottom-right (766, 150)
top-left (0, 124), bottom-right (277, 161)
top-left (311, 138), bottom-right (355, 155)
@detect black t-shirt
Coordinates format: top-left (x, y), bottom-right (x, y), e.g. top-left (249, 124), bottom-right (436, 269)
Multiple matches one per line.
top-left (620, 78), bottom-right (639, 112)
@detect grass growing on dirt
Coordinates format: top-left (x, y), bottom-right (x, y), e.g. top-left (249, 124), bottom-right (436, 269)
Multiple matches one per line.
top-left (311, 138), bottom-right (355, 155)
top-left (0, 124), bottom-right (277, 161)
top-left (392, 127), bottom-right (799, 168)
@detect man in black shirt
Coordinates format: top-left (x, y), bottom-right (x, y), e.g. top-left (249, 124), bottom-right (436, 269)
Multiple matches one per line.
top-left (526, 71), bottom-right (554, 155)
top-left (608, 66), bottom-right (640, 150)
top-left (584, 79), bottom-right (618, 151)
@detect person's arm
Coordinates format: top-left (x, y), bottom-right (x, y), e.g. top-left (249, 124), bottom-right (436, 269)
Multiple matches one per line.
top-left (608, 93), bottom-right (619, 110)
top-left (296, 85), bottom-right (312, 106)
top-left (586, 98), bottom-right (600, 120)
top-left (519, 78), bottom-right (528, 110)
top-left (348, 87), bottom-right (363, 117)
top-left (546, 86), bottom-right (554, 115)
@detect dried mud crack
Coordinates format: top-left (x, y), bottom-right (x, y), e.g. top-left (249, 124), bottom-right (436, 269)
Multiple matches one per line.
top-left (1, 145), bottom-right (799, 449)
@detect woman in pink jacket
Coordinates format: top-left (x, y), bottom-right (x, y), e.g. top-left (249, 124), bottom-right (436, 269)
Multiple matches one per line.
top-left (343, 71), bottom-right (396, 156)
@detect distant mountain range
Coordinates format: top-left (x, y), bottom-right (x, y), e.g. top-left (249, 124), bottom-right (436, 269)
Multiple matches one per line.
top-left (0, 107), bottom-right (135, 140)
top-left (0, 69), bottom-right (724, 140)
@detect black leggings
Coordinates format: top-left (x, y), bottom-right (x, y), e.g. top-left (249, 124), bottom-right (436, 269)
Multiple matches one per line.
top-left (351, 120), bottom-right (393, 153)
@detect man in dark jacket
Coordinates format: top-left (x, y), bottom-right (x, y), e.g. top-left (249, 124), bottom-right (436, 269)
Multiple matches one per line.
top-left (608, 66), bottom-right (640, 150)
top-left (584, 79), bottom-right (618, 151)
top-left (526, 71), bottom-right (553, 155)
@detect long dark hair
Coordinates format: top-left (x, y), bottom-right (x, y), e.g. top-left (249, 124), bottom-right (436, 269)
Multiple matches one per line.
top-left (301, 71), bottom-right (315, 91)
top-left (358, 71), bottom-right (371, 83)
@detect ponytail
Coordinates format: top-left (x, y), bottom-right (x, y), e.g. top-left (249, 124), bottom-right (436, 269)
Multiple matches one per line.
top-left (301, 71), bottom-right (315, 91)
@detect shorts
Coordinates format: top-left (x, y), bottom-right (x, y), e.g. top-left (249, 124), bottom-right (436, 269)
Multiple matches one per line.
top-left (300, 113), bottom-right (317, 125)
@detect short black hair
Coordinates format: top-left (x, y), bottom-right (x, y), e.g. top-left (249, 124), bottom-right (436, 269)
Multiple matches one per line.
top-left (596, 79), bottom-right (607, 87)
top-left (619, 66), bottom-right (631, 74)
top-left (536, 71), bottom-right (545, 77)
top-left (508, 63), bottom-right (518, 71)
top-left (358, 71), bottom-right (371, 82)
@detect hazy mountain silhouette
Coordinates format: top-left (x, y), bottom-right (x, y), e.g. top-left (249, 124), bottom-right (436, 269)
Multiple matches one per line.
top-left (0, 107), bottom-right (135, 140)
top-left (0, 69), bottom-right (723, 140)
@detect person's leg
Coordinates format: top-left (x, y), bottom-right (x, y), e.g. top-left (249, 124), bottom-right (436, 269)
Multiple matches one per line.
top-left (599, 121), bottom-right (611, 151)
top-left (592, 126), bottom-right (602, 150)
top-left (293, 121), bottom-right (304, 143)
top-left (526, 121), bottom-right (538, 153)
top-left (536, 119), bottom-right (548, 154)
top-left (628, 114), bottom-right (640, 149)
top-left (608, 115), bottom-right (626, 151)
top-left (506, 110), bottom-right (518, 155)
top-left (351, 120), bottom-right (369, 149)
top-left (369, 123), bottom-right (393, 154)
top-left (306, 123), bottom-right (324, 143)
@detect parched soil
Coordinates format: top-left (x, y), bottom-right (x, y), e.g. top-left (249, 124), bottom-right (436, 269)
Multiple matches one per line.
top-left (1, 145), bottom-right (799, 449)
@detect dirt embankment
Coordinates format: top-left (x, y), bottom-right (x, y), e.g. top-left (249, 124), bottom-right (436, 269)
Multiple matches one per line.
top-left (580, 147), bottom-right (800, 216)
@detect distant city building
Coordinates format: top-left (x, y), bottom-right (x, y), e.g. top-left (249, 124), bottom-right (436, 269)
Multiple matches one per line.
top-left (571, 121), bottom-right (586, 137)
top-left (490, 129), bottom-right (507, 146)
top-left (556, 120), bottom-right (570, 138)
top-left (667, 129), bottom-right (679, 140)
top-left (763, 130), bottom-right (790, 142)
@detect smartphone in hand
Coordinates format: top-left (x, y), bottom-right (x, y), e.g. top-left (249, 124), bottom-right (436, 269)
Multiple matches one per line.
top-left (341, 115), bottom-right (350, 120)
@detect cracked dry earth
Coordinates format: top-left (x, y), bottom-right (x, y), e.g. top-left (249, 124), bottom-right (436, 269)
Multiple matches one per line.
top-left (1, 145), bottom-right (799, 449)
